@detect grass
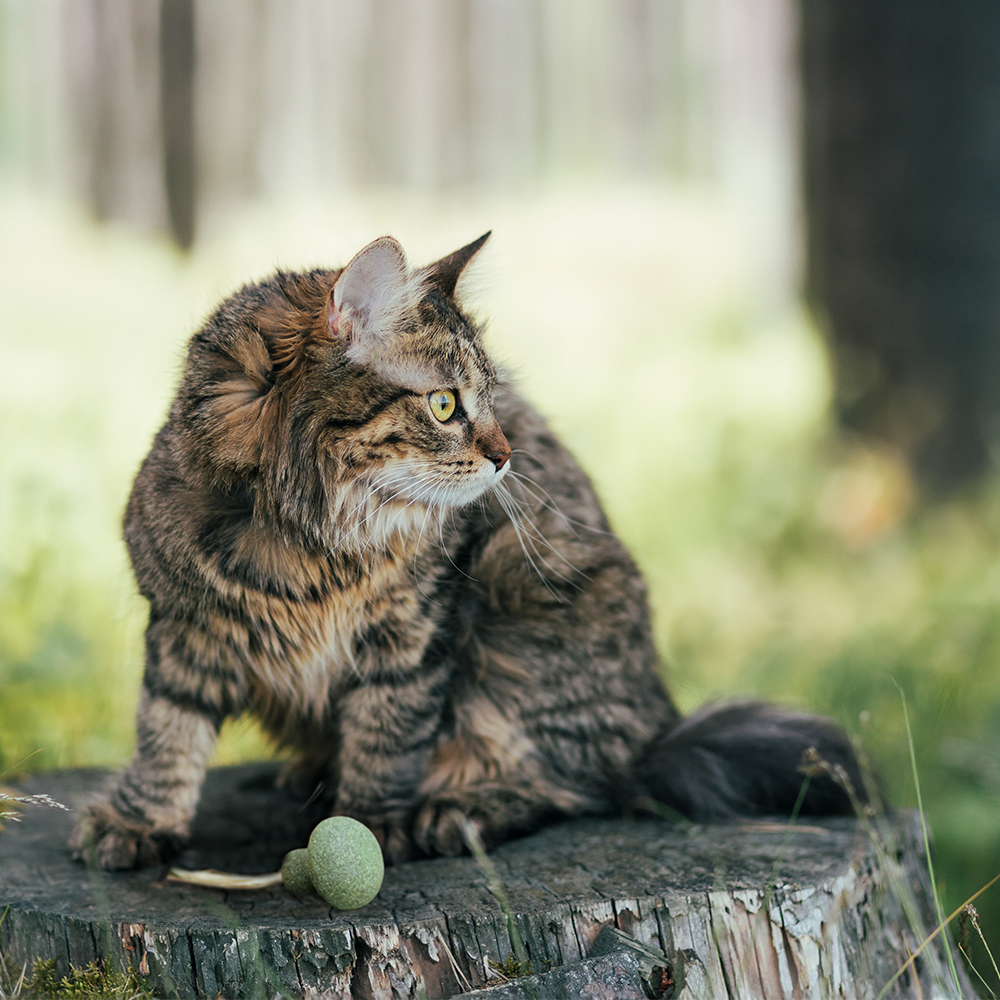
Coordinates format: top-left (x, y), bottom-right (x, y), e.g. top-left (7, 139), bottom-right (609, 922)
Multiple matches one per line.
top-left (3, 181), bottom-right (1000, 994)
top-left (0, 957), bottom-right (154, 1000)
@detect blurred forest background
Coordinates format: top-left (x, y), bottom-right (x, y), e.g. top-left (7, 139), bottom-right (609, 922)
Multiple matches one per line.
top-left (3, 0), bottom-right (1000, 991)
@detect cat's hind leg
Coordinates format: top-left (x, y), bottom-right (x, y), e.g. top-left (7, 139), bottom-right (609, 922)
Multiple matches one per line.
top-left (413, 778), bottom-right (581, 856)
top-left (413, 697), bottom-right (588, 856)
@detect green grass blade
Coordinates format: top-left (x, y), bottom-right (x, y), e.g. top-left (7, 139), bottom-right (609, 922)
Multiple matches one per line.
top-left (456, 813), bottom-right (531, 978)
top-left (895, 680), bottom-right (961, 994)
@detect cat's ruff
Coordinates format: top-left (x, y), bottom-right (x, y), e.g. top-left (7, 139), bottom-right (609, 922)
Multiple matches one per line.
top-left (69, 234), bottom-right (867, 871)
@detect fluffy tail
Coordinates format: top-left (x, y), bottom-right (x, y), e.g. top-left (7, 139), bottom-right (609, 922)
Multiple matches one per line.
top-left (632, 701), bottom-right (870, 821)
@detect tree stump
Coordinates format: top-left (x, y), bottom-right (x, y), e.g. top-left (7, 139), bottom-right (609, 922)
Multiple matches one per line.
top-left (0, 764), bottom-right (970, 999)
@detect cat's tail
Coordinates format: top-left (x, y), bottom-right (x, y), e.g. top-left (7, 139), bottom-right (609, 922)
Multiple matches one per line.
top-left (631, 701), bottom-right (870, 821)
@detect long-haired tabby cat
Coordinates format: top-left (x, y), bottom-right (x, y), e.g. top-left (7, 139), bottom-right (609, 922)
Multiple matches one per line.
top-left (70, 233), bottom-right (865, 869)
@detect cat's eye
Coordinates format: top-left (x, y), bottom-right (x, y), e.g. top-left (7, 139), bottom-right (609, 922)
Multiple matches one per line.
top-left (428, 389), bottom-right (457, 422)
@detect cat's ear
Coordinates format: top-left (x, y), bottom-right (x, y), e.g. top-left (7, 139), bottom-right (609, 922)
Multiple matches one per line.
top-left (424, 231), bottom-right (491, 299)
top-left (328, 236), bottom-right (414, 358)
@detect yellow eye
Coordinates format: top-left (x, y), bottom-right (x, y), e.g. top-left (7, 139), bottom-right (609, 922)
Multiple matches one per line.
top-left (428, 389), bottom-right (456, 422)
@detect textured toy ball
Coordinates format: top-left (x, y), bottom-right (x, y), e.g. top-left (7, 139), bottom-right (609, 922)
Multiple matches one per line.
top-left (307, 817), bottom-right (384, 910)
top-left (280, 848), bottom-right (315, 896)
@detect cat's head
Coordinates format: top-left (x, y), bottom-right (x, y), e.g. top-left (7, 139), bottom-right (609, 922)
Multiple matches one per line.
top-left (181, 234), bottom-right (511, 547)
top-left (323, 233), bottom-right (511, 509)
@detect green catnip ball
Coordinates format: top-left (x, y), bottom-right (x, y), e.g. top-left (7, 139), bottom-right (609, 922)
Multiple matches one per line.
top-left (307, 817), bottom-right (384, 910)
top-left (280, 848), bottom-right (315, 896)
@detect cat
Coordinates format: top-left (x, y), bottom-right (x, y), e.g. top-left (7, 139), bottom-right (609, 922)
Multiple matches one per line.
top-left (69, 233), bottom-right (867, 870)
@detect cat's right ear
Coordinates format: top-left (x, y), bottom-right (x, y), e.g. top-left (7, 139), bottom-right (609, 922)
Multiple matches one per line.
top-left (425, 231), bottom-right (491, 299)
top-left (328, 237), bottom-right (412, 361)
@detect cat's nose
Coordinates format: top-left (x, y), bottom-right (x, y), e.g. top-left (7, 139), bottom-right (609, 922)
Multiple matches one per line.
top-left (478, 425), bottom-right (511, 471)
top-left (487, 446), bottom-right (511, 471)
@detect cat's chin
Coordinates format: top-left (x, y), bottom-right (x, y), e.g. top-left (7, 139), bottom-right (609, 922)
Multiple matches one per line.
top-left (430, 466), bottom-right (510, 510)
top-left (382, 461), bottom-right (510, 512)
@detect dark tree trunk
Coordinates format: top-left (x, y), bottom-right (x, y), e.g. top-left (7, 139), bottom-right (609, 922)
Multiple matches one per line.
top-left (801, 1), bottom-right (1000, 491)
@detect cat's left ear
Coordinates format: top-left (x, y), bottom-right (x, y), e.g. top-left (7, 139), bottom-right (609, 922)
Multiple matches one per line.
top-left (424, 231), bottom-right (491, 299)
top-left (328, 236), bottom-right (415, 359)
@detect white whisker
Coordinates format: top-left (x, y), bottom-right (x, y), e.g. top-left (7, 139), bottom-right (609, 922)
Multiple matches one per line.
top-left (436, 507), bottom-right (477, 581)
top-left (497, 500), bottom-right (563, 600)
top-left (493, 481), bottom-right (587, 590)
top-left (505, 462), bottom-right (610, 537)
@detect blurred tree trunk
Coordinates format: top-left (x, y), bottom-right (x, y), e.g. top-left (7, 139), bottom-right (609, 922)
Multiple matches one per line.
top-left (60, 0), bottom-right (195, 249)
top-left (160, 0), bottom-right (196, 249)
top-left (801, 1), bottom-right (1000, 491)
top-left (63, 0), bottom-right (167, 235)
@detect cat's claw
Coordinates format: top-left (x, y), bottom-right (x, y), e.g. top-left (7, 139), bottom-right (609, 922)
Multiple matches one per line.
top-left (67, 802), bottom-right (182, 871)
top-left (414, 797), bottom-right (488, 858)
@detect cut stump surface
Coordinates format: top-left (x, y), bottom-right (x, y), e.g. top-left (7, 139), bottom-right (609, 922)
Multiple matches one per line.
top-left (0, 764), bottom-right (969, 998)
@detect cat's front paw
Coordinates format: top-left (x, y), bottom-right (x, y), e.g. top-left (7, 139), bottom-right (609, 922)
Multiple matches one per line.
top-left (67, 801), bottom-right (183, 870)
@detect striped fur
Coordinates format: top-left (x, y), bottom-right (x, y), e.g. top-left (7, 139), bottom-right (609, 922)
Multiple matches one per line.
top-left (69, 235), bottom-right (865, 870)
